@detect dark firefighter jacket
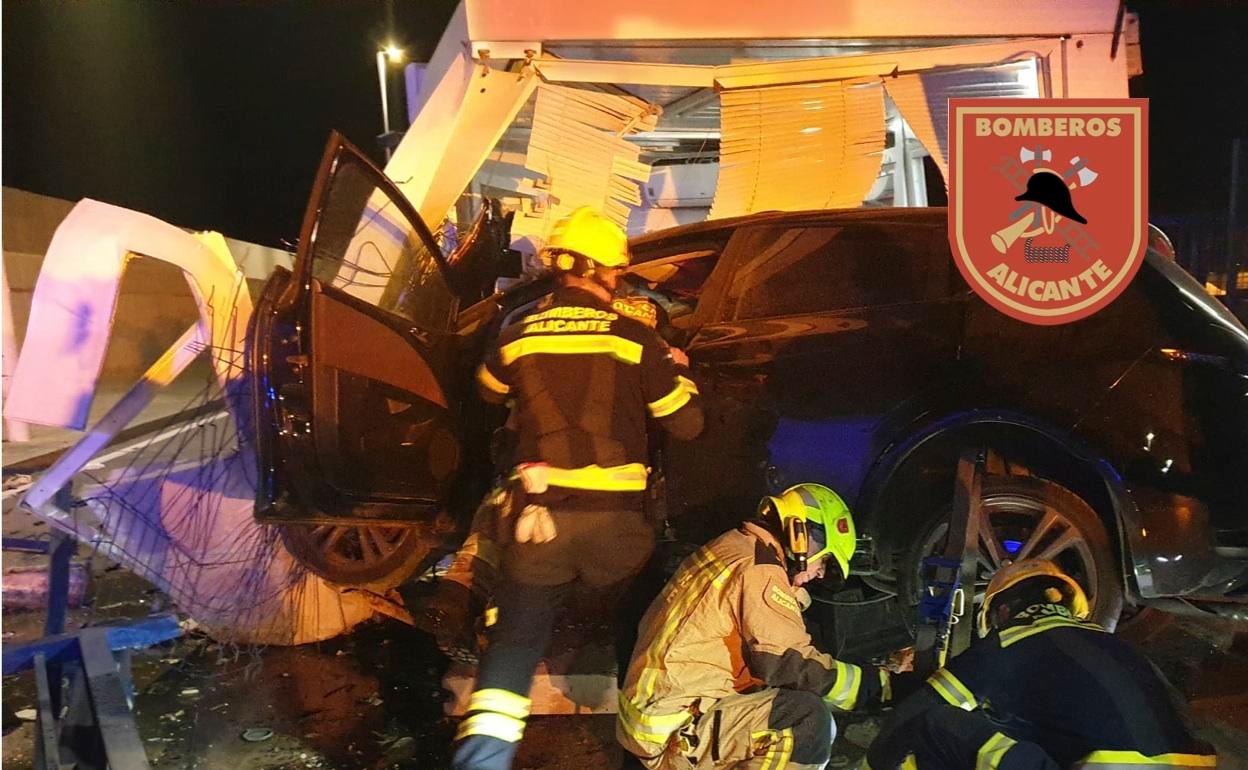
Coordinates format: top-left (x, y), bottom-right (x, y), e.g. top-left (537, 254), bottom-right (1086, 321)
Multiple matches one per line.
top-left (617, 522), bottom-right (894, 758)
top-left (476, 286), bottom-right (703, 511)
top-left (868, 603), bottom-right (1215, 770)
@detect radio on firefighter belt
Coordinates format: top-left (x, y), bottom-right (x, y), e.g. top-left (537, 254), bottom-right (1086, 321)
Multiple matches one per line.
top-left (914, 449), bottom-right (987, 677)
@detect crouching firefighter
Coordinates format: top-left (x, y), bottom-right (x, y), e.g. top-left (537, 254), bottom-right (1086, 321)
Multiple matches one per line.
top-left (866, 559), bottom-right (1216, 770)
top-left (618, 484), bottom-right (901, 770)
top-left (452, 207), bottom-right (705, 770)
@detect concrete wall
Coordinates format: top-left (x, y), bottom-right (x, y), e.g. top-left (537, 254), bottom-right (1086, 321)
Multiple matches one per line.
top-left (2, 187), bottom-right (292, 384)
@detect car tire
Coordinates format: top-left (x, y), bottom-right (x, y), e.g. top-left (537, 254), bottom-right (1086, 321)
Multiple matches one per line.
top-left (279, 523), bottom-right (435, 592)
top-left (899, 475), bottom-right (1124, 632)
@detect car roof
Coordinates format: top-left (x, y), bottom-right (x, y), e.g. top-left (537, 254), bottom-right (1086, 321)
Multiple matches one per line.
top-left (628, 206), bottom-right (950, 248)
top-left (479, 207), bottom-right (951, 310)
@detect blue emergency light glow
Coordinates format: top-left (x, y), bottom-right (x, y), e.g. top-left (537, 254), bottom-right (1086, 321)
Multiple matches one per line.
top-left (1003, 539), bottom-right (1023, 554)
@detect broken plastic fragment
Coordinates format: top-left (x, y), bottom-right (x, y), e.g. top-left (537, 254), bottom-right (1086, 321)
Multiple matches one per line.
top-left (241, 728), bottom-right (274, 742)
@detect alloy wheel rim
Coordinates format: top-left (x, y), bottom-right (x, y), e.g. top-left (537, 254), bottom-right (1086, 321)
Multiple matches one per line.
top-left (916, 491), bottom-right (1100, 612)
top-left (285, 523), bottom-right (415, 576)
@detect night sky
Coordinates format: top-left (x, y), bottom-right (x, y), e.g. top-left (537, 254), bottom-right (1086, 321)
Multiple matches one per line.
top-left (3, 1), bottom-right (1246, 248)
top-left (3, 1), bottom-right (458, 247)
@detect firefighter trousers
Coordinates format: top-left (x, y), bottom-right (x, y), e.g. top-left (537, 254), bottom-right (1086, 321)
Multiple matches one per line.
top-left (452, 508), bottom-right (654, 770)
top-left (636, 689), bottom-right (837, 770)
top-left (889, 706), bottom-right (1060, 770)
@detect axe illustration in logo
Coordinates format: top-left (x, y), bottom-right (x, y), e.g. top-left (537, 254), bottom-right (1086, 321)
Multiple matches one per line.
top-left (991, 151), bottom-right (1099, 262)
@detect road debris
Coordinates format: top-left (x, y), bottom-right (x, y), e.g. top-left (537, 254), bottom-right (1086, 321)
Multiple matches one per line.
top-left (241, 727), bottom-right (274, 742)
top-left (2, 563), bottom-right (90, 611)
top-left (3, 474), bottom-right (33, 491)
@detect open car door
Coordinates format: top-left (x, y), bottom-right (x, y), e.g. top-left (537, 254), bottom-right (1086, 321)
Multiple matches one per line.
top-left (249, 133), bottom-right (463, 585)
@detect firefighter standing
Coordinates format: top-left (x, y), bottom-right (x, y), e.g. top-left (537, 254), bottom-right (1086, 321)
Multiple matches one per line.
top-left (453, 207), bottom-right (704, 770)
top-left (867, 559), bottom-right (1216, 770)
top-left (618, 484), bottom-right (900, 770)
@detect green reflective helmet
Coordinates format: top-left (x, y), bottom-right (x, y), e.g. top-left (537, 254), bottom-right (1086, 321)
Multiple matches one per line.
top-left (759, 483), bottom-right (857, 579)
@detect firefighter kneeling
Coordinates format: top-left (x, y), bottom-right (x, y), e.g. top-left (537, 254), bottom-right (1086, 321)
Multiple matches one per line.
top-left (618, 484), bottom-right (899, 770)
top-left (867, 559), bottom-right (1217, 770)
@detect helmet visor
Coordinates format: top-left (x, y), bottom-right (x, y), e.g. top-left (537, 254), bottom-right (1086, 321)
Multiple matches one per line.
top-left (807, 518), bottom-right (852, 579)
top-left (807, 520), bottom-right (827, 562)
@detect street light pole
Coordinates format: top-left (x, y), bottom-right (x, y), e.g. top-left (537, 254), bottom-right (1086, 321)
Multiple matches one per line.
top-left (376, 44), bottom-right (405, 162)
top-left (376, 50), bottom-right (392, 161)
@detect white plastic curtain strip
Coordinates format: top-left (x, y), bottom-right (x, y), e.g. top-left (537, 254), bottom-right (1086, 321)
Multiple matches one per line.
top-left (884, 59), bottom-right (1042, 188)
top-left (511, 84), bottom-right (658, 248)
top-left (710, 79), bottom-right (886, 219)
top-left (883, 73), bottom-right (950, 183)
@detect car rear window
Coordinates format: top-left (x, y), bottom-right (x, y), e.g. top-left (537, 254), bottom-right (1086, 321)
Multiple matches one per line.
top-left (726, 222), bottom-right (949, 320)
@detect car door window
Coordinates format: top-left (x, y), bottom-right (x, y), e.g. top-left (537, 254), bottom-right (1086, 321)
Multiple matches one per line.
top-left (627, 231), bottom-right (733, 334)
top-left (252, 135), bottom-right (462, 522)
top-left (726, 222), bottom-right (948, 320)
top-left (308, 157), bottom-right (455, 332)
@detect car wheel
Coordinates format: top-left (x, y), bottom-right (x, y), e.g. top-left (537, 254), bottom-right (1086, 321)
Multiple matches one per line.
top-left (900, 475), bottom-right (1124, 632)
top-left (279, 523), bottom-right (433, 591)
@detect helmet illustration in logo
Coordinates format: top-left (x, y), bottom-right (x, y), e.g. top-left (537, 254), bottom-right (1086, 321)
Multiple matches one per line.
top-left (989, 152), bottom-right (1099, 262)
top-left (1016, 171), bottom-right (1087, 224)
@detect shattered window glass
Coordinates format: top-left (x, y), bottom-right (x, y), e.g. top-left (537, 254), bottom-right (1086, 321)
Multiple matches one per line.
top-left (728, 223), bottom-right (947, 320)
top-left (309, 156), bottom-right (455, 332)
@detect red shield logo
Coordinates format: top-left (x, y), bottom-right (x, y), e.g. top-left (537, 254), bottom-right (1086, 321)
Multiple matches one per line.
top-left (948, 99), bottom-right (1149, 325)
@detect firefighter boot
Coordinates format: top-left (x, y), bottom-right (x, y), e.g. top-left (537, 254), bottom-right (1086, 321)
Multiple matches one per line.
top-left (421, 533), bottom-right (500, 663)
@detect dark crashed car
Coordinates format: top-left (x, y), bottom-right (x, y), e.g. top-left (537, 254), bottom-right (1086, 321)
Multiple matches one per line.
top-left (248, 135), bottom-right (1248, 640)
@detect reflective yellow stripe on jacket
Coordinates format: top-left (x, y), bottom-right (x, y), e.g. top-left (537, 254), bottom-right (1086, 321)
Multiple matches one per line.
top-left (1074, 751), bottom-right (1218, 770)
top-left (633, 547), bottom-right (732, 704)
top-left (824, 660), bottom-right (864, 710)
top-left (999, 617), bottom-right (1106, 648)
top-left (618, 546), bottom-right (729, 749)
top-left (928, 669), bottom-right (978, 711)
top-left (500, 334), bottom-right (643, 365)
top-left (977, 732), bottom-right (1017, 770)
top-left (544, 463), bottom-right (648, 491)
top-left (477, 364), bottom-right (510, 395)
top-left (616, 692), bottom-right (691, 747)
top-left (879, 667), bottom-right (893, 704)
top-left (647, 375), bottom-right (699, 418)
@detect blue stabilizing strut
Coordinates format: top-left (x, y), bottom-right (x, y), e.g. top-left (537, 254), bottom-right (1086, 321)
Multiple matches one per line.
top-left (916, 556), bottom-right (962, 628)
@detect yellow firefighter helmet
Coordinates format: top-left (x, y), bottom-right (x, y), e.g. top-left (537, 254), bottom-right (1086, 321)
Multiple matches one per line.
top-left (760, 483), bottom-right (857, 580)
top-left (977, 558), bottom-right (1090, 637)
top-left (541, 206), bottom-right (630, 272)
